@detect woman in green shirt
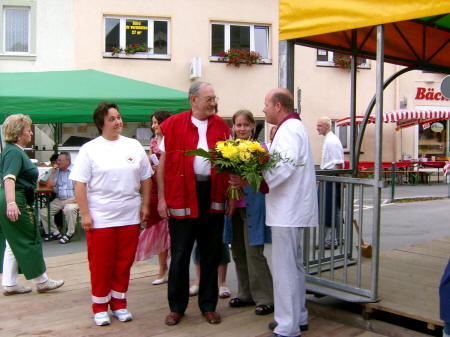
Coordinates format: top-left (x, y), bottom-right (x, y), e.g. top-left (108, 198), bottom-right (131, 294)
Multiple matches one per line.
top-left (0, 114), bottom-right (64, 295)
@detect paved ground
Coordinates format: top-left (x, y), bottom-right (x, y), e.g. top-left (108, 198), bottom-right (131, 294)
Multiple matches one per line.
top-left (40, 182), bottom-right (449, 336)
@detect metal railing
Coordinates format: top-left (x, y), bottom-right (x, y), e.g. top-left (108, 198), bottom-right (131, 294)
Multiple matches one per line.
top-left (304, 172), bottom-right (386, 302)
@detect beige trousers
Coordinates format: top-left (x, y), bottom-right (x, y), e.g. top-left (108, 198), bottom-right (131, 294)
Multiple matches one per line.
top-left (39, 197), bottom-right (78, 236)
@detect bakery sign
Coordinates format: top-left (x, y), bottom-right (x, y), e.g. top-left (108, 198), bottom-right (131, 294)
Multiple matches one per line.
top-left (415, 87), bottom-right (449, 101)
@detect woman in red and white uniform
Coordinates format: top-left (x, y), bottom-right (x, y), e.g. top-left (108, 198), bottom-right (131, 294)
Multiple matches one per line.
top-left (70, 102), bottom-right (152, 326)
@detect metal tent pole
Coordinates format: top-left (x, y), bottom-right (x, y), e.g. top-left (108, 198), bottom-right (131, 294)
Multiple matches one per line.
top-left (279, 40), bottom-right (295, 94)
top-left (371, 25), bottom-right (384, 301)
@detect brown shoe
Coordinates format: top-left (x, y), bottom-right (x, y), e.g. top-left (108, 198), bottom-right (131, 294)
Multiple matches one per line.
top-left (165, 312), bottom-right (183, 325)
top-left (203, 311), bottom-right (221, 324)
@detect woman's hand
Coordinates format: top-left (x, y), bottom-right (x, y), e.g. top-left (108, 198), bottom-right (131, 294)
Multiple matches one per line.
top-left (229, 174), bottom-right (249, 189)
top-left (225, 198), bottom-right (236, 217)
top-left (140, 204), bottom-right (150, 222)
top-left (81, 213), bottom-right (94, 231)
top-left (6, 202), bottom-right (21, 222)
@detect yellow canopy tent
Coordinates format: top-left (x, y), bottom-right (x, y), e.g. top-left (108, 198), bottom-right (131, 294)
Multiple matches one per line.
top-left (277, 0), bottom-right (450, 304)
top-left (279, 0), bottom-right (450, 72)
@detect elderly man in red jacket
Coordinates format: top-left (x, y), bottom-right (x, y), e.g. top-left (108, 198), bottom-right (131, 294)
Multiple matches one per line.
top-left (157, 81), bottom-right (234, 326)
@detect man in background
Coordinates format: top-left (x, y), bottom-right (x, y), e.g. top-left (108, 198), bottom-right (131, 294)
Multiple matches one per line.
top-left (317, 117), bottom-right (344, 249)
top-left (40, 152), bottom-right (78, 244)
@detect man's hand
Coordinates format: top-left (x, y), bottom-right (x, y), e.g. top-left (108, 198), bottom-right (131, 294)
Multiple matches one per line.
top-left (157, 198), bottom-right (170, 219)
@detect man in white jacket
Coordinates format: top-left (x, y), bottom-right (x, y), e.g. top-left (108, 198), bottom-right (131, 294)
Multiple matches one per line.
top-left (263, 88), bottom-right (318, 337)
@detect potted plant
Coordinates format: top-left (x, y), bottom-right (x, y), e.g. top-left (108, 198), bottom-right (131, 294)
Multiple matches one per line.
top-left (333, 53), bottom-right (363, 69)
top-left (217, 48), bottom-right (263, 67)
top-left (109, 43), bottom-right (149, 56)
top-left (124, 43), bottom-right (148, 54)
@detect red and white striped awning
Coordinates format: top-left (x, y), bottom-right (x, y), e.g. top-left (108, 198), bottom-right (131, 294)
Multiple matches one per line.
top-left (336, 115), bottom-right (376, 127)
top-left (336, 110), bottom-right (449, 129)
top-left (383, 109), bottom-right (449, 128)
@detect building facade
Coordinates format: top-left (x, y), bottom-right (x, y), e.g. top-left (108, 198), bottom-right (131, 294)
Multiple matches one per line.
top-left (1, 0), bottom-right (448, 164)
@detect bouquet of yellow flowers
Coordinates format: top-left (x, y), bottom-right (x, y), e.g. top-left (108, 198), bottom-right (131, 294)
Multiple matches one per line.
top-left (186, 139), bottom-right (296, 199)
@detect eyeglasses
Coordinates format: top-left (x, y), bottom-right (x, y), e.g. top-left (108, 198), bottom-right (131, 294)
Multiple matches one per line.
top-left (199, 96), bottom-right (219, 103)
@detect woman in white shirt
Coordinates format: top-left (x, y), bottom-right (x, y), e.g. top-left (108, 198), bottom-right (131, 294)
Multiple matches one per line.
top-left (70, 102), bottom-right (152, 326)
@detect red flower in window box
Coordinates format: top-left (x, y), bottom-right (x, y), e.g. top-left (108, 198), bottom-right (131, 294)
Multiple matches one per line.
top-left (333, 54), bottom-right (363, 70)
top-left (218, 48), bottom-right (263, 68)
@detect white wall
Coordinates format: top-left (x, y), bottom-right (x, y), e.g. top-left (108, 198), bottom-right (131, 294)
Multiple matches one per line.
top-left (0, 0), bottom-right (74, 72)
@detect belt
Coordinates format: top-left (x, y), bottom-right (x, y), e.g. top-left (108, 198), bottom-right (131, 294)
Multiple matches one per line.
top-left (195, 174), bottom-right (211, 182)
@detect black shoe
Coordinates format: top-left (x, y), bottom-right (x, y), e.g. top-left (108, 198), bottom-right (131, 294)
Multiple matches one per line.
top-left (59, 234), bottom-right (72, 244)
top-left (46, 233), bottom-right (62, 241)
top-left (268, 321), bottom-right (308, 332)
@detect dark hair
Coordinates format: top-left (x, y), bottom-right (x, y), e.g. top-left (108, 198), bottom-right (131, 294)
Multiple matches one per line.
top-left (152, 110), bottom-right (171, 124)
top-left (272, 92), bottom-right (294, 113)
top-left (93, 101), bottom-right (119, 133)
top-left (49, 154), bottom-right (59, 163)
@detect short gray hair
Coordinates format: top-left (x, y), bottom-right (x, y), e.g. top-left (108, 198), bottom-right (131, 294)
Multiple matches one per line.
top-left (189, 81), bottom-right (211, 103)
top-left (59, 151), bottom-right (71, 162)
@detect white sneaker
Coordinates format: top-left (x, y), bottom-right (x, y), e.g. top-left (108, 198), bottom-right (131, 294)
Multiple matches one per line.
top-left (94, 311), bottom-right (111, 326)
top-left (3, 284), bottom-right (32, 296)
top-left (36, 278), bottom-right (64, 293)
top-left (152, 274), bottom-right (168, 285)
top-left (112, 308), bottom-right (133, 322)
top-left (189, 284), bottom-right (199, 296)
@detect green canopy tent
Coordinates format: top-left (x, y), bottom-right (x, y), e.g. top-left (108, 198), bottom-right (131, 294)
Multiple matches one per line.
top-left (0, 69), bottom-right (190, 124)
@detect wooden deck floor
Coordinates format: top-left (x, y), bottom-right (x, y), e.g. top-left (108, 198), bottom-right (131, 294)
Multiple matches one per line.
top-left (1, 252), bottom-right (376, 337)
top-left (364, 235), bottom-right (450, 329)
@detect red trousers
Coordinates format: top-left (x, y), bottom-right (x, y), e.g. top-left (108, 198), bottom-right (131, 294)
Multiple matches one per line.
top-left (86, 225), bottom-right (140, 314)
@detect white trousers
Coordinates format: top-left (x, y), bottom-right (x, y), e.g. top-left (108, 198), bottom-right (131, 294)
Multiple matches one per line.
top-left (40, 197), bottom-right (79, 236)
top-left (2, 241), bottom-right (48, 286)
top-left (271, 226), bottom-right (308, 337)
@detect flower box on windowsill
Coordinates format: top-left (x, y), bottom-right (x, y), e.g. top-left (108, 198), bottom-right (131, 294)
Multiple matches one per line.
top-left (215, 49), bottom-right (265, 68)
top-left (103, 52), bottom-right (171, 60)
top-left (209, 55), bottom-right (271, 67)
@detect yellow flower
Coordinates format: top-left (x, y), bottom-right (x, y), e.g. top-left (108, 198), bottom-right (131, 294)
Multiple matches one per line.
top-left (237, 142), bottom-right (249, 152)
top-left (216, 141), bottom-right (226, 151)
top-left (247, 141), bottom-right (265, 153)
top-left (239, 151), bottom-right (251, 162)
top-left (221, 145), bottom-right (238, 159)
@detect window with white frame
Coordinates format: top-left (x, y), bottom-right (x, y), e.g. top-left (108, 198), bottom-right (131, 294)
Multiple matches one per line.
top-left (317, 49), bottom-right (370, 69)
top-left (210, 21), bottom-right (270, 61)
top-left (0, 0), bottom-right (36, 57)
top-left (331, 120), bottom-right (349, 150)
top-left (104, 16), bottom-right (170, 59)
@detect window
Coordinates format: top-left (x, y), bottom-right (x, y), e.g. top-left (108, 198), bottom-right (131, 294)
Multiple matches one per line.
top-left (104, 16), bottom-right (170, 59)
top-left (210, 21), bottom-right (270, 62)
top-left (0, 0), bottom-right (36, 58)
top-left (317, 49), bottom-right (370, 69)
top-left (331, 120), bottom-right (349, 150)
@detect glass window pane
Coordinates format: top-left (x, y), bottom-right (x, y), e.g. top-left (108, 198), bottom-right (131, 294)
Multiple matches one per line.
top-left (105, 18), bottom-right (120, 52)
top-left (230, 25), bottom-right (249, 51)
top-left (338, 126), bottom-right (348, 148)
top-left (254, 26), bottom-right (268, 59)
top-left (317, 49), bottom-right (329, 62)
top-left (211, 24), bottom-right (224, 56)
top-left (154, 21), bottom-right (167, 54)
top-left (4, 7), bottom-right (29, 52)
top-left (125, 19), bottom-right (148, 48)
